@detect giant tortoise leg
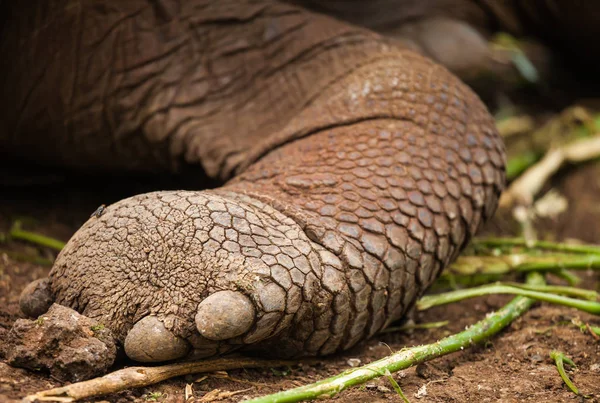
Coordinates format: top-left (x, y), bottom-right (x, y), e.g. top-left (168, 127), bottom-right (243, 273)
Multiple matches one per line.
top-left (21, 60), bottom-right (505, 363)
top-left (17, 1), bottom-right (505, 363)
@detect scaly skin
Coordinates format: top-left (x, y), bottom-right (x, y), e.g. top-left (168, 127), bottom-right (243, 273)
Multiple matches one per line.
top-left (8, 0), bottom-right (504, 363)
top-left (47, 55), bottom-right (504, 361)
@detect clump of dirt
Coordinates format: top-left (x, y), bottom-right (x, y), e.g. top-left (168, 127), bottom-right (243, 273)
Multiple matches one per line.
top-left (5, 303), bottom-right (117, 382)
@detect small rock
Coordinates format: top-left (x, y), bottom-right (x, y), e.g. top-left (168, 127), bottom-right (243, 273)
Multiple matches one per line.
top-left (377, 385), bottom-right (391, 393)
top-left (415, 362), bottom-right (447, 380)
top-left (530, 354), bottom-right (544, 363)
top-left (5, 304), bottom-right (117, 381)
top-left (347, 358), bottom-right (362, 367)
top-left (416, 363), bottom-right (429, 379)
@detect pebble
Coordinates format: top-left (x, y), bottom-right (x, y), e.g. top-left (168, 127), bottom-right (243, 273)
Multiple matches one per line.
top-left (347, 358), bottom-right (362, 367)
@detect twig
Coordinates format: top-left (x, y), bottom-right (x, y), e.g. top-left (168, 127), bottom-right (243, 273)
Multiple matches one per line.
top-left (500, 135), bottom-right (600, 207)
top-left (584, 324), bottom-right (600, 340)
top-left (23, 357), bottom-right (304, 402)
top-left (571, 318), bottom-right (600, 340)
top-left (417, 284), bottom-right (600, 314)
top-left (496, 115), bottom-right (535, 139)
top-left (242, 273), bottom-right (545, 403)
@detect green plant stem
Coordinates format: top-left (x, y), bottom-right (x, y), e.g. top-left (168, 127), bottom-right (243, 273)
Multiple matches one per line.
top-left (586, 325), bottom-right (600, 337)
top-left (552, 269), bottom-right (581, 286)
top-left (243, 273), bottom-right (545, 403)
top-left (447, 255), bottom-right (600, 278)
top-left (504, 282), bottom-right (598, 301)
top-left (9, 225), bottom-right (65, 252)
top-left (383, 369), bottom-right (410, 403)
top-left (516, 257), bottom-right (600, 272)
top-left (549, 350), bottom-right (579, 395)
top-left (417, 284), bottom-right (600, 315)
top-left (472, 237), bottom-right (600, 255)
top-left (379, 321), bottom-right (448, 334)
top-left (506, 152), bottom-right (541, 181)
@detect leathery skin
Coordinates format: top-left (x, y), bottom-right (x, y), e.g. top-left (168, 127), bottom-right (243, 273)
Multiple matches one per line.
top-left (10, 1), bottom-right (505, 362)
top-left (47, 56), bottom-right (505, 361)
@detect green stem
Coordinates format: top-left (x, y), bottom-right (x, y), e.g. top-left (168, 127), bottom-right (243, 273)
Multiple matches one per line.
top-left (472, 237), bottom-right (600, 256)
top-left (552, 269), bottom-right (581, 286)
top-left (504, 282), bottom-right (598, 301)
top-left (243, 273), bottom-right (545, 403)
top-left (506, 151), bottom-right (541, 181)
top-left (417, 284), bottom-right (600, 315)
top-left (379, 321), bottom-right (448, 334)
top-left (448, 255), bottom-right (600, 277)
top-left (516, 257), bottom-right (600, 272)
top-left (549, 350), bottom-right (579, 395)
top-left (383, 369), bottom-right (410, 403)
top-left (586, 325), bottom-right (600, 336)
top-left (8, 222), bottom-right (65, 252)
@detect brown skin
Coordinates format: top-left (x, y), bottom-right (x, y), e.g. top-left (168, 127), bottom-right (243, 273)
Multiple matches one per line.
top-left (3, 0), bottom-right (508, 365)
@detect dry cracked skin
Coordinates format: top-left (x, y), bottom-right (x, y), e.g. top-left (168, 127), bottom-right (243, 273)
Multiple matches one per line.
top-left (22, 114), bottom-right (504, 363)
top-left (2, 0), bottom-right (507, 368)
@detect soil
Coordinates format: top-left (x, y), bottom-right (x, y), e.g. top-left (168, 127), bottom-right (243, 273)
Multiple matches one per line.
top-left (0, 159), bottom-right (599, 403)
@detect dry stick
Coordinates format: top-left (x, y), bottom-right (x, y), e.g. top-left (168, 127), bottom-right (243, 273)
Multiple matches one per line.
top-left (500, 134), bottom-right (600, 207)
top-left (23, 358), bottom-right (305, 402)
top-left (496, 115), bottom-right (535, 138)
top-left (243, 273), bottom-right (545, 403)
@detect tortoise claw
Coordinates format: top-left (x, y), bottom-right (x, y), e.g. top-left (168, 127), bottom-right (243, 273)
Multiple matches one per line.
top-left (124, 316), bottom-right (190, 362)
top-left (195, 290), bottom-right (255, 341)
top-left (19, 278), bottom-right (54, 318)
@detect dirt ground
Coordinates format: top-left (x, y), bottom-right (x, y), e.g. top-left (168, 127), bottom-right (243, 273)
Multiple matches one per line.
top-left (0, 154), bottom-right (599, 403)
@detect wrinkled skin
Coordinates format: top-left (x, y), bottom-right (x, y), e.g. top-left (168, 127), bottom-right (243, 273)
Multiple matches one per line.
top-left (1, 0), bottom-right (595, 364)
